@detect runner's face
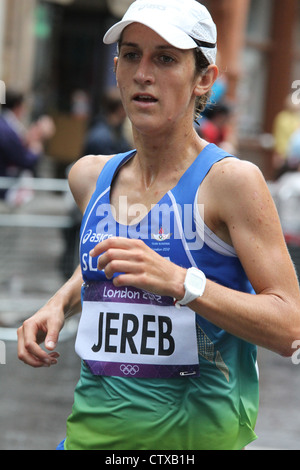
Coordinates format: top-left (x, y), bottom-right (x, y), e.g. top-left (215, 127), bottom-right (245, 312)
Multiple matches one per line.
top-left (115, 23), bottom-right (200, 135)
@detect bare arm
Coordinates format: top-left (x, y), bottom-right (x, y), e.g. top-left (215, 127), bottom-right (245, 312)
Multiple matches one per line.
top-left (192, 159), bottom-right (300, 356)
top-left (17, 154), bottom-right (111, 367)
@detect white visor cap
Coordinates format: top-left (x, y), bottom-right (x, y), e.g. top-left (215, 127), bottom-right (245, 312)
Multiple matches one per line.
top-left (103, 0), bottom-right (217, 65)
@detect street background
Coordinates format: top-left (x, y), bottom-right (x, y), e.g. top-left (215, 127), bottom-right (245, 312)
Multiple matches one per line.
top-left (1, 0), bottom-right (300, 451)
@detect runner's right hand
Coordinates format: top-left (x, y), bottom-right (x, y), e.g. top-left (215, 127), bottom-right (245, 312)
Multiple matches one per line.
top-left (17, 305), bottom-right (64, 368)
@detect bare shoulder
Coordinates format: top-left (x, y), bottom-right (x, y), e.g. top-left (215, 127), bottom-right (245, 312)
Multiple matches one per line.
top-left (209, 157), bottom-right (264, 189)
top-left (199, 156), bottom-right (277, 240)
top-left (207, 157), bottom-right (270, 208)
top-left (68, 154), bottom-right (113, 213)
top-left (208, 158), bottom-right (282, 256)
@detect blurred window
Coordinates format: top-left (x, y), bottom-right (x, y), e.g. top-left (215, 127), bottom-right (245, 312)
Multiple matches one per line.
top-left (237, 0), bottom-right (273, 137)
top-left (292, 1), bottom-right (300, 81)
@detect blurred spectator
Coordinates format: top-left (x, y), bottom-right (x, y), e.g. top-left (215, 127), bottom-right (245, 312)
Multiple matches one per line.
top-left (71, 90), bottom-right (91, 120)
top-left (0, 89), bottom-right (55, 201)
top-left (82, 87), bottom-right (131, 156)
top-left (60, 88), bottom-right (131, 279)
top-left (197, 102), bottom-right (235, 153)
top-left (286, 126), bottom-right (300, 171)
top-left (206, 74), bottom-right (228, 111)
top-left (272, 94), bottom-right (300, 177)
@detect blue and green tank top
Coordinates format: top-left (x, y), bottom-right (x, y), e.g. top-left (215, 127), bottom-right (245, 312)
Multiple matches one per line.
top-left (64, 144), bottom-right (258, 450)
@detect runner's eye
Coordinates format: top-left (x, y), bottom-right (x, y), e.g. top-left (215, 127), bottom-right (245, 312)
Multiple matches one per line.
top-left (159, 55), bottom-right (174, 64)
top-left (123, 51), bottom-right (140, 61)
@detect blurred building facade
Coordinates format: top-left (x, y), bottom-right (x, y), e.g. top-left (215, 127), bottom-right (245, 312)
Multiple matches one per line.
top-left (0, 0), bottom-right (299, 178)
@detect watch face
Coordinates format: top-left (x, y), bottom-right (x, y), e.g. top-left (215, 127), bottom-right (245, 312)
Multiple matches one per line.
top-left (190, 272), bottom-right (201, 288)
top-left (186, 269), bottom-right (205, 296)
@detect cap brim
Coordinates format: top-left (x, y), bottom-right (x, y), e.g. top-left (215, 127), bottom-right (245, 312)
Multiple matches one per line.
top-left (103, 17), bottom-right (197, 50)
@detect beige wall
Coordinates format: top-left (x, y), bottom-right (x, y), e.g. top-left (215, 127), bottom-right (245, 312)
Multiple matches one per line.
top-left (2, 0), bottom-right (37, 94)
top-left (209, 0), bottom-right (250, 102)
top-left (0, 0), bottom-right (6, 80)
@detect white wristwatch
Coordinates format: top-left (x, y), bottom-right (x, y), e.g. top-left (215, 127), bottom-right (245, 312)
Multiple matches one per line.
top-left (174, 267), bottom-right (206, 308)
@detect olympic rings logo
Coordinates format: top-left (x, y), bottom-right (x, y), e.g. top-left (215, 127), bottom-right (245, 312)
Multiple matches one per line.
top-left (120, 364), bottom-right (140, 376)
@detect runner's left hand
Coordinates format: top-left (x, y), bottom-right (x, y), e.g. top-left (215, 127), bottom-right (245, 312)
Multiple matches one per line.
top-left (90, 237), bottom-right (186, 299)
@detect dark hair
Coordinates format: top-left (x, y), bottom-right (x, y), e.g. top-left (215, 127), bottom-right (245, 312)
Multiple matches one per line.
top-left (101, 94), bottom-right (123, 115)
top-left (193, 48), bottom-right (211, 121)
top-left (204, 103), bottom-right (230, 120)
top-left (2, 90), bottom-right (24, 110)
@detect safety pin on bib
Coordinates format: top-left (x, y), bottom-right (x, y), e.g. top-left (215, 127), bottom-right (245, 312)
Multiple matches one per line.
top-left (180, 371), bottom-right (197, 376)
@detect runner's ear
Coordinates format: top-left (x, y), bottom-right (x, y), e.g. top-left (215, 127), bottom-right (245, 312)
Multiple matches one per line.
top-left (114, 57), bottom-right (118, 72)
top-left (194, 64), bottom-right (218, 97)
top-left (114, 57), bottom-right (119, 87)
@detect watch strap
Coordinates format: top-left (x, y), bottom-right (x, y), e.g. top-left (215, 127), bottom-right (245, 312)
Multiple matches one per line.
top-left (175, 291), bottom-right (200, 308)
top-left (174, 268), bottom-right (206, 308)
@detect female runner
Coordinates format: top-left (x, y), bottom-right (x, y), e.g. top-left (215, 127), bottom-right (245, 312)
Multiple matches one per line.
top-left (18, 0), bottom-right (300, 450)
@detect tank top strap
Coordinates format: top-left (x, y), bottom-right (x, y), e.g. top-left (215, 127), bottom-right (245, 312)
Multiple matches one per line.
top-left (172, 143), bottom-right (235, 202)
top-left (95, 150), bottom-right (137, 191)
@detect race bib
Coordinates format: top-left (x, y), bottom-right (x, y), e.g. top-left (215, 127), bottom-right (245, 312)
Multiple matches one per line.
top-left (75, 282), bottom-right (200, 378)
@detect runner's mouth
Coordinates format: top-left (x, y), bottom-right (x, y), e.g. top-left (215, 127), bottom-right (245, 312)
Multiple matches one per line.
top-left (133, 94), bottom-right (158, 103)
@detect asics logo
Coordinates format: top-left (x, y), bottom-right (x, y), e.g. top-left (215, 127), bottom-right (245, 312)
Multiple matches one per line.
top-left (82, 230), bottom-right (113, 244)
top-left (137, 5), bottom-right (165, 12)
top-left (82, 229), bottom-right (92, 244)
top-left (120, 364), bottom-right (140, 376)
